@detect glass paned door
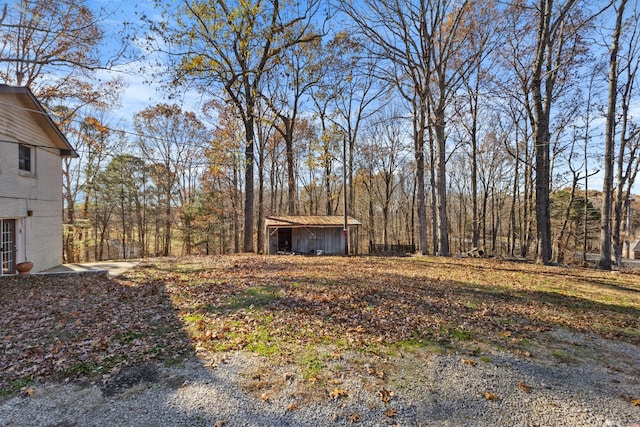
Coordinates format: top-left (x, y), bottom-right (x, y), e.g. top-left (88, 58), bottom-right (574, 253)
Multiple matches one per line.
top-left (1, 220), bottom-right (16, 275)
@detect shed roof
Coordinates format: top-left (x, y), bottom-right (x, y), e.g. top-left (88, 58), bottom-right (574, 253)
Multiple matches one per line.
top-left (0, 85), bottom-right (77, 157)
top-left (632, 240), bottom-right (640, 252)
top-left (265, 215), bottom-right (361, 228)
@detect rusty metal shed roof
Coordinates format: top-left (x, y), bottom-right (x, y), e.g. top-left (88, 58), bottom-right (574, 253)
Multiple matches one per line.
top-left (265, 215), bottom-right (361, 228)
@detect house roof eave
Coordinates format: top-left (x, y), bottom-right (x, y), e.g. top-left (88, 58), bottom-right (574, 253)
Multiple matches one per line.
top-left (0, 85), bottom-right (78, 157)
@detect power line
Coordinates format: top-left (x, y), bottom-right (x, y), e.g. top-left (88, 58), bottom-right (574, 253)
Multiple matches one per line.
top-left (0, 98), bottom-right (213, 147)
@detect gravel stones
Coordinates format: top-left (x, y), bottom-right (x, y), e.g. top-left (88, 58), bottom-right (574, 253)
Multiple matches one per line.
top-left (1, 333), bottom-right (638, 426)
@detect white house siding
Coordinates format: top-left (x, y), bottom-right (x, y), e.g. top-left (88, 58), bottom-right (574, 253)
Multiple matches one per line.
top-left (0, 111), bottom-right (65, 272)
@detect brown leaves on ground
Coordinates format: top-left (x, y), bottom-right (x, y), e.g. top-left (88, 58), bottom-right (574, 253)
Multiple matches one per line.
top-left (0, 272), bottom-right (191, 394)
top-left (378, 387), bottom-right (394, 403)
top-left (20, 386), bottom-right (35, 397)
top-left (146, 254), bottom-right (640, 359)
top-left (1, 254), bottom-right (639, 396)
top-left (483, 391), bottom-right (499, 401)
top-left (348, 412), bottom-right (360, 423)
top-left (329, 387), bottom-right (347, 400)
top-left (628, 397), bottom-right (640, 406)
top-left (462, 358), bottom-right (477, 366)
top-left (517, 382), bottom-right (532, 393)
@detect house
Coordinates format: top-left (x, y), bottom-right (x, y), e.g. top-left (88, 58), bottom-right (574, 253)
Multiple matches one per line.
top-left (631, 240), bottom-right (640, 260)
top-left (265, 215), bottom-right (361, 255)
top-left (0, 85), bottom-right (77, 275)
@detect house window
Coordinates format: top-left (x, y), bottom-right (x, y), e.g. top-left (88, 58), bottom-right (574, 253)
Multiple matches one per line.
top-left (18, 144), bottom-right (32, 172)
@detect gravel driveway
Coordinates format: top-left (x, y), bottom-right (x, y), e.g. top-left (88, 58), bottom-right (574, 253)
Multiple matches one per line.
top-left (1, 329), bottom-right (638, 426)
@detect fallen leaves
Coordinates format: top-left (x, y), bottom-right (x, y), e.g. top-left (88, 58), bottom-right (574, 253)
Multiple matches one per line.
top-left (517, 382), bottom-right (532, 393)
top-left (483, 391), bottom-right (499, 401)
top-left (628, 397), bottom-right (640, 406)
top-left (461, 358), bottom-right (477, 366)
top-left (329, 387), bottom-right (347, 400)
top-left (385, 407), bottom-right (397, 418)
top-left (2, 253), bottom-right (639, 399)
top-left (366, 364), bottom-right (386, 379)
top-left (378, 387), bottom-right (394, 403)
top-left (20, 386), bottom-right (35, 397)
top-left (348, 412), bottom-right (360, 423)
top-left (0, 273), bottom-right (191, 393)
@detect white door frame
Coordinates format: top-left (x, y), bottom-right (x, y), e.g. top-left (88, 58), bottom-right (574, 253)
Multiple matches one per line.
top-left (1, 218), bottom-right (25, 275)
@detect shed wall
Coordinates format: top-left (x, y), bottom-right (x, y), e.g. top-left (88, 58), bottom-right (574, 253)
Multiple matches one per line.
top-left (267, 227), bottom-right (346, 254)
top-left (291, 227), bottom-right (344, 254)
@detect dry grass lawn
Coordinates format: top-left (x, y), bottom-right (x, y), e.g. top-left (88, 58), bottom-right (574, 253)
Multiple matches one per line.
top-left (1, 254), bottom-right (639, 396)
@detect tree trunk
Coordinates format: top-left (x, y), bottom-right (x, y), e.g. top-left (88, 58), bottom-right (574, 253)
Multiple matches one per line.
top-left (243, 108), bottom-right (255, 252)
top-left (434, 109), bottom-right (450, 256)
top-left (257, 158), bottom-right (265, 254)
top-left (429, 128), bottom-right (438, 255)
top-left (532, 0), bottom-right (553, 265)
top-left (509, 129), bottom-right (520, 257)
top-left (600, 0), bottom-right (626, 270)
top-left (471, 123), bottom-right (479, 249)
top-left (283, 116), bottom-right (296, 216)
top-left (554, 173), bottom-right (579, 263)
top-left (415, 99), bottom-right (428, 255)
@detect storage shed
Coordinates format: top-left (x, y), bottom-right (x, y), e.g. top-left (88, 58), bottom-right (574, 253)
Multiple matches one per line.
top-left (265, 216), bottom-right (361, 255)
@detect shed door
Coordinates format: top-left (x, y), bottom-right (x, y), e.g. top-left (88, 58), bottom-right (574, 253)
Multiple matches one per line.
top-left (1, 219), bottom-right (16, 275)
top-left (278, 228), bottom-right (292, 252)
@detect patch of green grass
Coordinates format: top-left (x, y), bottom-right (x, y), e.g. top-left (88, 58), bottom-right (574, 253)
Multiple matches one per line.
top-left (66, 361), bottom-right (100, 377)
top-left (114, 331), bottom-right (146, 344)
top-left (450, 329), bottom-right (472, 341)
top-left (0, 378), bottom-right (33, 396)
top-left (394, 337), bottom-right (443, 354)
top-left (245, 325), bottom-right (281, 357)
top-left (183, 313), bottom-right (205, 324)
top-left (461, 299), bottom-right (479, 309)
top-left (440, 326), bottom-right (473, 341)
top-left (218, 285), bottom-right (282, 311)
top-left (300, 352), bottom-right (324, 379)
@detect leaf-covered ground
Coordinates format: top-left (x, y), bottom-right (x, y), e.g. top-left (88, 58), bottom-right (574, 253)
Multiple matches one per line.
top-left (1, 255), bottom-right (639, 396)
top-left (0, 272), bottom-right (191, 395)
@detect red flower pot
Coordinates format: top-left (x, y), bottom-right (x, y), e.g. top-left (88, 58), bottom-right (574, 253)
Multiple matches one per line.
top-left (15, 261), bottom-right (33, 275)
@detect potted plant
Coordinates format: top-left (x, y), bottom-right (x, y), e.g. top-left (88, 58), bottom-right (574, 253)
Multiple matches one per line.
top-left (15, 261), bottom-right (33, 275)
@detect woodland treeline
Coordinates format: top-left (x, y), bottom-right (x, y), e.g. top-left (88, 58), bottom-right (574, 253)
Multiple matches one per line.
top-left (1, 0), bottom-right (639, 268)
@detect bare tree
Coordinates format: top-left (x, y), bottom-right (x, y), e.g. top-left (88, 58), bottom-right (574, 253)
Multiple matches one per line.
top-left (343, 0), bottom-right (485, 256)
top-left (148, 0), bottom-right (324, 251)
top-left (611, 2), bottom-right (640, 266)
top-left (134, 104), bottom-right (206, 256)
top-left (600, 0), bottom-right (628, 270)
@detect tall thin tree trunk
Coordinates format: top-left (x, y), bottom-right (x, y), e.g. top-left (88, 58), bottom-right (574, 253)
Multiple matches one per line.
top-left (435, 108), bottom-right (450, 256)
top-left (532, 0), bottom-right (553, 264)
top-left (415, 99), bottom-right (428, 255)
top-left (243, 102), bottom-right (255, 252)
top-left (600, 0), bottom-right (626, 270)
top-left (428, 127), bottom-right (438, 254)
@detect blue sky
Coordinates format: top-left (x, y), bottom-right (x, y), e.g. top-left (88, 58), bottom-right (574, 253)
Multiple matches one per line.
top-left (84, 0), bottom-right (638, 196)
top-left (90, 0), bottom-right (204, 130)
